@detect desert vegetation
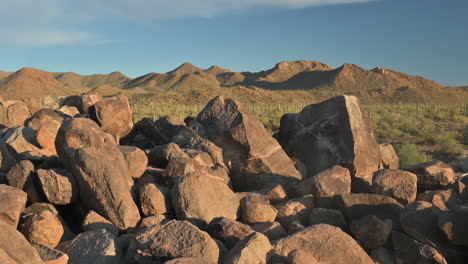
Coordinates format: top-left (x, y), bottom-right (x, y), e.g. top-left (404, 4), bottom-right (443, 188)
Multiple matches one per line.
top-left (132, 101), bottom-right (468, 170)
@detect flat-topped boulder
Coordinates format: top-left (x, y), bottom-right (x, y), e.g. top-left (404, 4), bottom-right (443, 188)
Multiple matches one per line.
top-left (277, 95), bottom-right (381, 193)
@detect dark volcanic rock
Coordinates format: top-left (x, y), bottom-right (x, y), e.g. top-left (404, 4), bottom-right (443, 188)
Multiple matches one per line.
top-left (277, 95), bottom-right (381, 193)
top-left (350, 215), bottom-right (392, 249)
top-left (392, 231), bottom-right (447, 264)
top-left (56, 118), bottom-right (140, 230)
top-left (196, 96), bottom-right (302, 191)
top-left (32, 243), bottom-right (69, 264)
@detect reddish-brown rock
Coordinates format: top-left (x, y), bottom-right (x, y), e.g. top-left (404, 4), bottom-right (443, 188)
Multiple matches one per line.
top-left (36, 120), bottom-right (61, 153)
top-left (308, 208), bottom-right (347, 230)
top-left (139, 183), bottom-right (172, 216)
top-left (37, 168), bottom-right (78, 205)
top-left (82, 210), bottom-right (119, 236)
top-left (224, 232), bottom-right (273, 264)
top-left (286, 249), bottom-right (320, 264)
top-left (350, 215), bottom-right (392, 249)
top-left (6, 101), bottom-right (31, 127)
top-left (32, 243), bottom-right (69, 264)
top-left (252, 222), bottom-right (287, 241)
top-left (371, 169), bottom-right (418, 205)
top-left (405, 160), bottom-right (455, 191)
top-left (6, 159), bottom-right (41, 202)
top-left (0, 184), bottom-right (27, 227)
top-left (0, 221), bottom-right (45, 264)
top-left (274, 224), bottom-right (375, 264)
top-left (379, 143), bottom-right (399, 169)
top-left (206, 217), bottom-right (255, 250)
top-left (89, 94), bottom-right (133, 142)
top-left (20, 210), bottom-right (64, 248)
top-left (118, 146), bottom-right (148, 178)
top-left (417, 189), bottom-right (462, 211)
top-left (197, 96), bottom-right (302, 191)
top-left (134, 220), bottom-right (220, 262)
top-left (171, 171), bottom-right (239, 226)
top-left (26, 108), bottom-right (63, 131)
top-left (277, 95), bottom-right (381, 193)
top-left (66, 229), bottom-right (120, 264)
top-left (56, 118), bottom-right (140, 230)
top-left (239, 193), bottom-right (278, 225)
top-left (276, 195), bottom-right (314, 228)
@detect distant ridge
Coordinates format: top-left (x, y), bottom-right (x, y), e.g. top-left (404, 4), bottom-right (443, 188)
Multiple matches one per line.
top-left (0, 61), bottom-right (466, 104)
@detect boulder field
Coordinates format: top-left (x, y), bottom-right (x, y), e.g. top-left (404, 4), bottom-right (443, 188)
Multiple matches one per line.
top-left (0, 93), bottom-right (466, 264)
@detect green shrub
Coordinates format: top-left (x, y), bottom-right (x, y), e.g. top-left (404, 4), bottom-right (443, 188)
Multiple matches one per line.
top-left (395, 143), bottom-right (433, 168)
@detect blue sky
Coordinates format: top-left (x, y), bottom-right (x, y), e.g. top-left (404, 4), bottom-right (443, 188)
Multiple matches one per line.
top-left (1, 0), bottom-right (467, 86)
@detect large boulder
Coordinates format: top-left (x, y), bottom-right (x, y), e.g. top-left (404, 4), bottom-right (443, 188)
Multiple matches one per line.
top-left (0, 184), bottom-right (27, 227)
top-left (196, 96), bottom-right (302, 191)
top-left (171, 171), bottom-right (239, 226)
top-left (277, 95), bottom-right (381, 193)
top-left (404, 160), bottom-right (455, 191)
top-left (82, 210), bottom-right (119, 236)
top-left (274, 224), bottom-right (374, 264)
top-left (223, 232), bottom-right (273, 264)
top-left (6, 101), bottom-right (32, 127)
top-left (308, 208), bottom-right (347, 231)
top-left (65, 229), bottom-right (121, 264)
top-left (371, 169), bottom-right (418, 205)
top-left (36, 120), bottom-right (61, 153)
top-left (134, 220), bottom-right (220, 262)
top-left (379, 143), bottom-right (399, 169)
top-left (56, 118), bottom-right (140, 230)
top-left (88, 94), bottom-right (133, 142)
top-left (0, 221), bottom-right (45, 264)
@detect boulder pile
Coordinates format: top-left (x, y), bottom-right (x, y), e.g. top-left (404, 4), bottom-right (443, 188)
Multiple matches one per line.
top-left (0, 93), bottom-right (466, 264)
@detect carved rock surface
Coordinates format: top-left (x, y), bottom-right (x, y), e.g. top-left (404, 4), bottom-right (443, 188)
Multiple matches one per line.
top-left (277, 95), bottom-right (381, 193)
top-left (37, 168), bottom-right (78, 205)
top-left (66, 229), bottom-right (121, 264)
top-left (405, 160), bottom-right (455, 191)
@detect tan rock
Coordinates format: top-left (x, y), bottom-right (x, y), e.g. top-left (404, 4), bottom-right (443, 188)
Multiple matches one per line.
top-left (0, 221), bottom-right (45, 264)
top-left (20, 210), bottom-right (64, 248)
top-left (118, 145), bottom-right (148, 178)
top-left (82, 210), bottom-right (119, 236)
top-left (139, 183), bottom-right (172, 216)
top-left (37, 168), bottom-right (78, 205)
top-left (372, 169), bottom-right (418, 205)
top-left (350, 215), bottom-right (392, 249)
top-left (276, 195), bottom-right (314, 228)
top-left (206, 217), bottom-right (255, 249)
top-left (379, 143), bottom-right (399, 169)
top-left (66, 229), bottom-right (121, 264)
top-left (224, 232), bottom-right (273, 264)
top-left (253, 222), bottom-right (287, 241)
top-left (405, 160), bottom-right (455, 191)
top-left (274, 224), bottom-right (374, 264)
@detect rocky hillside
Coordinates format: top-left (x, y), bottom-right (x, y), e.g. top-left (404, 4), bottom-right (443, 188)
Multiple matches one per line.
top-left (0, 92), bottom-right (467, 263)
top-left (1, 61), bottom-right (467, 103)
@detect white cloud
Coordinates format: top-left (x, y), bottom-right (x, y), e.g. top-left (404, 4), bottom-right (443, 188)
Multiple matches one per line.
top-left (0, 0), bottom-right (378, 46)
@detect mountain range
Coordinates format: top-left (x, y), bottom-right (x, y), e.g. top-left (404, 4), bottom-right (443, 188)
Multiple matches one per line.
top-left (0, 61), bottom-right (466, 104)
